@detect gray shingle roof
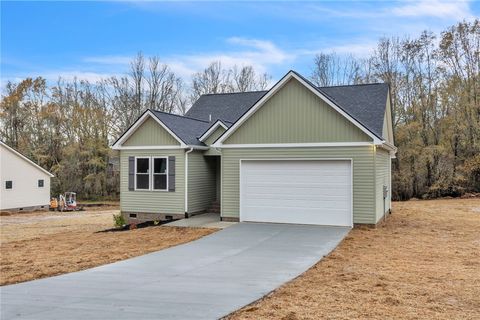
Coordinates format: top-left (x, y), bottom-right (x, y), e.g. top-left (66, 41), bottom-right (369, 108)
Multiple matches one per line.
top-left (318, 84), bottom-right (388, 139)
top-left (185, 91), bottom-right (267, 124)
top-left (151, 110), bottom-right (211, 146)
top-left (147, 73), bottom-right (389, 146)
top-left (290, 70), bottom-right (388, 139)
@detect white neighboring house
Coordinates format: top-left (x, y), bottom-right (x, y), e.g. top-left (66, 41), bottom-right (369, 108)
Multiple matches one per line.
top-left (0, 141), bottom-right (54, 212)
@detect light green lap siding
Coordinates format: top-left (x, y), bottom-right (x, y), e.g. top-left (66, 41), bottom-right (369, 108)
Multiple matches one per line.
top-left (204, 126), bottom-right (226, 156)
top-left (205, 126), bottom-right (226, 145)
top-left (221, 147), bottom-right (376, 224)
top-left (123, 117), bottom-right (180, 146)
top-left (375, 148), bottom-right (391, 221)
top-left (224, 78), bottom-right (371, 144)
top-left (120, 149), bottom-right (185, 214)
top-left (187, 151), bottom-right (216, 213)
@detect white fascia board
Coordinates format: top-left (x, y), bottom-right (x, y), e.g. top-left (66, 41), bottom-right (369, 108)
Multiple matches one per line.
top-left (0, 141), bottom-right (54, 177)
top-left (386, 90), bottom-right (395, 146)
top-left (378, 141), bottom-right (397, 153)
top-left (113, 145), bottom-right (209, 151)
top-left (111, 110), bottom-right (187, 149)
top-left (112, 146), bottom-right (185, 150)
top-left (217, 142), bottom-right (373, 149)
top-left (198, 120), bottom-right (228, 142)
top-left (213, 71), bottom-right (382, 148)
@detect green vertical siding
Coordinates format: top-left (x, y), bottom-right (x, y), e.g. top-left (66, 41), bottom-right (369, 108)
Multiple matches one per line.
top-left (224, 78), bottom-right (371, 144)
top-left (205, 126), bottom-right (226, 145)
top-left (375, 148), bottom-right (391, 221)
top-left (120, 149), bottom-right (185, 214)
top-left (123, 117), bottom-right (180, 146)
top-left (203, 126), bottom-right (226, 156)
top-left (187, 151), bottom-right (216, 213)
top-left (221, 146), bottom-right (376, 224)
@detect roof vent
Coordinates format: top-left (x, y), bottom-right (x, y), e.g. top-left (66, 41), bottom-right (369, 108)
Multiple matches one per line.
top-left (209, 114), bottom-right (212, 122)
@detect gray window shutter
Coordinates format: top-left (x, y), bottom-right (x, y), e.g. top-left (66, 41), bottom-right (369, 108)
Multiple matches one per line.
top-left (128, 156), bottom-right (135, 191)
top-left (168, 156), bottom-right (175, 191)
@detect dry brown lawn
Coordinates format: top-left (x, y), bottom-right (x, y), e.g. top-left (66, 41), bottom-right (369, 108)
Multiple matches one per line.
top-left (228, 198), bottom-right (480, 320)
top-left (0, 208), bottom-right (216, 286)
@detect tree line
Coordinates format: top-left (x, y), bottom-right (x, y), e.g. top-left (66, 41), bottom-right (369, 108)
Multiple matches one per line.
top-left (0, 57), bottom-right (269, 199)
top-left (309, 20), bottom-right (479, 200)
top-left (1, 19), bottom-right (478, 200)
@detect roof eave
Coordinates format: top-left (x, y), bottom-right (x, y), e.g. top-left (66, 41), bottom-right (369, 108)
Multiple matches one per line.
top-left (0, 141), bottom-right (55, 177)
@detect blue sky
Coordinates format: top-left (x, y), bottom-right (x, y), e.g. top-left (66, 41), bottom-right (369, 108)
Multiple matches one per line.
top-left (1, 1), bottom-right (479, 87)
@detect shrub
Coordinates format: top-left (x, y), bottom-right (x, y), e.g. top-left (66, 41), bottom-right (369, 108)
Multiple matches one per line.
top-left (113, 213), bottom-right (126, 228)
top-left (423, 183), bottom-right (465, 199)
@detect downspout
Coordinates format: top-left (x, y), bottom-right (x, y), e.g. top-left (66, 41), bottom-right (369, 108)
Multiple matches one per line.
top-left (184, 147), bottom-right (194, 217)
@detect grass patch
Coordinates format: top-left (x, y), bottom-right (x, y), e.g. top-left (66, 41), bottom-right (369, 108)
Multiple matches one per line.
top-left (0, 208), bottom-right (216, 285)
top-left (226, 198), bottom-right (480, 320)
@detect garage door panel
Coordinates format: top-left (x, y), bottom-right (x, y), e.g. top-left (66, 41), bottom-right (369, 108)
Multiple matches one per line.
top-left (242, 206), bottom-right (349, 226)
top-left (244, 192), bottom-right (351, 201)
top-left (240, 160), bottom-right (352, 227)
top-left (245, 184), bottom-right (350, 192)
top-left (247, 178), bottom-right (350, 184)
top-left (245, 199), bottom-right (350, 210)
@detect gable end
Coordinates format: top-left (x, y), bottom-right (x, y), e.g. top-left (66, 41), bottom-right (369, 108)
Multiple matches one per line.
top-left (222, 77), bottom-right (372, 145)
top-left (214, 71), bottom-right (383, 147)
top-left (112, 111), bottom-right (187, 149)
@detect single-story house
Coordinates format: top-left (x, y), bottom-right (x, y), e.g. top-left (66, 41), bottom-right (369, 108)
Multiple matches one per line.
top-left (0, 141), bottom-right (54, 212)
top-left (112, 70), bottom-right (396, 227)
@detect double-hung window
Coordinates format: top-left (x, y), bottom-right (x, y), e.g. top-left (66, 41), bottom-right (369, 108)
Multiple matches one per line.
top-left (153, 157), bottom-right (168, 191)
top-left (135, 157), bottom-right (150, 190)
top-left (135, 157), bottom-right (168, 191)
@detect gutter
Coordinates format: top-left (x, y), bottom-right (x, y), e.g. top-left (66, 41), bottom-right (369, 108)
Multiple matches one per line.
top-left (184, 147), bottom-right (194, 216)
top-left (378, 141), bottom-right (397, 152)
top-left (376, 141), bottom-right (397, 159)
top-left (188, 145), bottom-right (209, 150)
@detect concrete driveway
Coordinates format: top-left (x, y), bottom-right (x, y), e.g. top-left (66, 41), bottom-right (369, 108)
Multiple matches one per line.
top-left (1, 223), bottom-right (349, 320)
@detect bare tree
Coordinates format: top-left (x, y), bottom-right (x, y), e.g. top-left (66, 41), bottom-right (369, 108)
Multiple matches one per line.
top-left (130, 52), bottom-right (145, 111)
top-left (190, 61), bottom-right (271, 102)
top-left (310, 52), bottom-right (362, 87)
top-left (230, 66), bottom-right (270, 92)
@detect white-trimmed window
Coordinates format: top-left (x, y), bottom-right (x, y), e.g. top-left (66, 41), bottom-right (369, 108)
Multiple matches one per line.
top-left (153, 157), bottom-right (168, 191)
top-left (134, 156), bottom-right (169, 191)
top-left (135, 157), bottom-right (150, 190)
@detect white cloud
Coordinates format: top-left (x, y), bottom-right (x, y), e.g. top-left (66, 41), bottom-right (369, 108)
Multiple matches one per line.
top-left (267, 0), bottom-right (474, 21)
top-left (81, 37), bottom-right (294, 81)
top-left (391, 0), bottom-right (473, 19)
top-left (83, 55), bottom-right (132, 65)
top-left (161, 37), bottom-right (294, 82)
top-left (297, 41), bottom-right (378, 59)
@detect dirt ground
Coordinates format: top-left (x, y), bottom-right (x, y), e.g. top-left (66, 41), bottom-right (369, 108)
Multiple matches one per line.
top-left (0, 208), bottom-right (216, 286)
top-left (228, 198), bottom-right (480, 320)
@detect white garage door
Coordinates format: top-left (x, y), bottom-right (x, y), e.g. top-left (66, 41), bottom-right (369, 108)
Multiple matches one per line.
top-left (240, 160), bottom-right (352, 226)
